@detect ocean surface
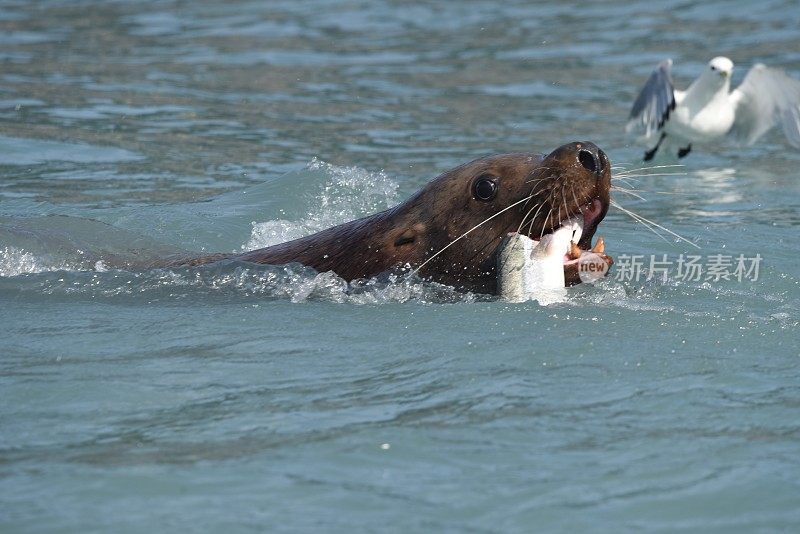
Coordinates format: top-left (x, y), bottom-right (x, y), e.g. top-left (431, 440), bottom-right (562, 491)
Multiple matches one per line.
top-left (2, 0), bottom-right (799, 531)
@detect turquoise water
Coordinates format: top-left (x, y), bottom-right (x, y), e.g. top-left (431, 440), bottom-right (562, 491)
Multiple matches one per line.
top-left (2, 0), bottom-right (800, 531)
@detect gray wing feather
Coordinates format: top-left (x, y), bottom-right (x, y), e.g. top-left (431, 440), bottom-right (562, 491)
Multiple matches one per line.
top-left (782, 105), bottom-right (800, 147)
top-left (626, 59), bottom-right (676, 139)
top-left (730, 64), bottom-right (800, 148)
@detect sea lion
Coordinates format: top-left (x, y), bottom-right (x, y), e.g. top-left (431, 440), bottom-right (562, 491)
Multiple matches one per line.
top-left (171, 141), bottom-right (613, 294)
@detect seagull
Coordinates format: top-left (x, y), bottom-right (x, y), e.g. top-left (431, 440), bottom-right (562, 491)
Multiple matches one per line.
top-left (626, 56), bottom-right (800, 160)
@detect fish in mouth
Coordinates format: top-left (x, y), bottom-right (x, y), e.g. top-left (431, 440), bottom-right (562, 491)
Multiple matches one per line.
top-left (497, 145), bottom-right (613, 301)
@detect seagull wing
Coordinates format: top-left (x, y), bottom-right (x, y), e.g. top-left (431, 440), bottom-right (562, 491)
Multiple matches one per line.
top-left (626, 59), bottom-right (678, 139)
top-left (729, 64), bottom-right (800, 148)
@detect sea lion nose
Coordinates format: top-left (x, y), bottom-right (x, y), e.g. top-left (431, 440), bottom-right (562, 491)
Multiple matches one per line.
top-left (577, 143), bottom-right (606, 177)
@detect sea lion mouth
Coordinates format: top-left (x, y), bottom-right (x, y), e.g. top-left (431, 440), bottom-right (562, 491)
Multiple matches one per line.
top-left (528, 197), bottom-right (608, 265)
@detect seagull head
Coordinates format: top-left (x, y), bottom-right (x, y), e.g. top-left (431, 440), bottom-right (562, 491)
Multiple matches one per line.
top-left (708, 56), bottom-right (733, 79)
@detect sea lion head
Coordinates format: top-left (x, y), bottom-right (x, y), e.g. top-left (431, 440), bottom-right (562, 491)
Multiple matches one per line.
top-left (395, 141), bottom-right (611, 292)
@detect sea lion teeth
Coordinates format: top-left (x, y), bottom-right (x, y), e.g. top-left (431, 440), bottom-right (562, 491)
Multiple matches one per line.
top-left (591, 236), bottom-right (605, 254)
top-left (569, 240), bottom-right (582, 259)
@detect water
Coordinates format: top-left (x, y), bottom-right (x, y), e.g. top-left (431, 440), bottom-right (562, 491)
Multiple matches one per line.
top-left (2, 0), bottom-right (800, 531)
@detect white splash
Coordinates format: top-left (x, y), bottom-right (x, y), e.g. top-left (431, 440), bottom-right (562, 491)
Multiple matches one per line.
top-left (243, 159), bottom-right (399, 250)
top-left (0, 246), bottom-right (74, 277)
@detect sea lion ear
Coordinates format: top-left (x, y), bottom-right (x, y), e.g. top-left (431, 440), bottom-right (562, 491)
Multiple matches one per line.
top-left (392, 223), bottom-right (425, 248)
top-left (393, 228), bottom-right (417, 247)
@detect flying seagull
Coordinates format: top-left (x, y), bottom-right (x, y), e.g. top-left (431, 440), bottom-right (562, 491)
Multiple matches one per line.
top-left (626, 56), bottom-right (800, 160)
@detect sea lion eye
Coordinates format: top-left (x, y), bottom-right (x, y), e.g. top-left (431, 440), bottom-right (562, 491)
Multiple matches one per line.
top-left (473, 175), bottom-right (498, 201)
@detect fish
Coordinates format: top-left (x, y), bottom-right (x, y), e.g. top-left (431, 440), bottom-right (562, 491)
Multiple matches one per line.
top-left (497, 215), bottom-right (609, 304)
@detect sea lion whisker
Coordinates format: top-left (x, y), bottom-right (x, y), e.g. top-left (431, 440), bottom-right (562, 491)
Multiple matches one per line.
top-left (517, 199), bottom-right (544, 234)
top-left (539, 205), bottom-right (556, 240)
top-left (552, 185), bottom-right (565, 232)
top-left (611, 184), bottom-right (693, 198)
top-left (528, 184), bottom-right (559, 235)
top-left (611, 200), bottom-right (700, 249)
top-left (520, 194), bottom-right (537, 215)
top-left (610, 186), bottom-right (647, 201)
top-left (610, 184), bottom-right (642, 193)
top-left (611, 203), bottom-right (673, 247)
top-left (524, 177), bottom-right (545, 184)
top-left (530, 209), bottom-right (540, 239)
top-left (412, 193), bottom-right (537, 275)
top-left (521, 176), bottom-right (551, 212)
top-left (616, 163), bottom-right (684, 172)
top-left (636, 190), bottom-right (693, 196)
top-left (519, 195), bottom-right (549, 236)
top-left (570, 185), bottom-right (582, 217)
top-left (612, 175), bottom-right (643, 184)
top-left (522, 174), bottom-right (554, 207)
top-left (538, 210), bottom-right (549, 239)
top-left (612, 181), bottom-right (641, 193)
top-left (521, 173), bottom-right (558, 218)
top-left (524, 166), bottom-right (560, 184)
top-left (516, 210), bottom-right (532, 236)
top-left (555, 193), bottom-right (565, 235)
top-left (614, 172), bottom-right (687, 178)
top-left (611, 177), bottom-right (641, 189)
top-left (560, 183), bottom-right (570, 228)
top-left (527, 203), bottom-right (542, 237)
top-left (614, 164), bottom-right (684, 176)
